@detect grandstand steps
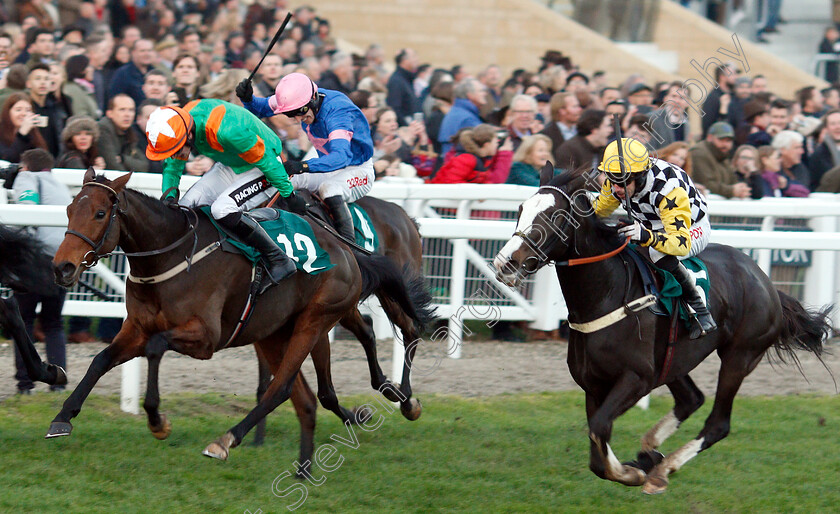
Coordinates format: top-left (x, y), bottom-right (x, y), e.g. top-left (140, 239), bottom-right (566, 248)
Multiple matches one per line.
top-left (615, 42), bottom-right (679, 74)
top-left (309, 0), bottom-right (681, 85)
top-left (755, 0), bottom-right (831, 77)
top-left (652, 0), bottom-right (827, 98)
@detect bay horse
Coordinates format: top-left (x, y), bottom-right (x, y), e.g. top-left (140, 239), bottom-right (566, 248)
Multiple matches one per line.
top-left (0, 223), bottom-right (67, 387)
top-left (48, 169), bottom-right (432, 464)
top-left (252, 194), bottom-right (428, 444)
top-left (493, 167), bottom-right (832, 494)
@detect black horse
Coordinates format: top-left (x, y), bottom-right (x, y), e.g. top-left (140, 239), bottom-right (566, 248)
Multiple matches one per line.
top-left (0, 223), bottom-right (67, 387)
top-left (493, 167), bottom-right (832, 494)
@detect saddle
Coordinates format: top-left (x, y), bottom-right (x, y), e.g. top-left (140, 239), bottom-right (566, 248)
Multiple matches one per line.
top-left (622, 246), bottom-right (711, 323)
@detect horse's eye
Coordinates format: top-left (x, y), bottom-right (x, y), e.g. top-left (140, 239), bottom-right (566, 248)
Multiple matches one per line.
top-left (95, 210), bottom-right (106, 219)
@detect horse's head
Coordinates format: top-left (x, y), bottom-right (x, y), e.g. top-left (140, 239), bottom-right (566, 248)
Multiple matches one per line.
top-left (493, 165), bottom-right (601, 287)
top-left (53, 169), bottom-right (132, 287)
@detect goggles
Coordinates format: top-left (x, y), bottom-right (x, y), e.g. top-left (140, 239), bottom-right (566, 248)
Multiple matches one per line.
top-left (282, 104), bottom-right (311, 118)
top-left (604, 170), bottom-right (634, 185)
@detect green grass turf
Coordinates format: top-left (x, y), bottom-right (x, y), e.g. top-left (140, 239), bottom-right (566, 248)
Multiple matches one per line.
top-left (1, 391), bottom-right (838, 513)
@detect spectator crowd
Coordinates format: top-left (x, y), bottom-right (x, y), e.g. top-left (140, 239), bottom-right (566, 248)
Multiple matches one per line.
top-left (3, 0), bottom-right (840, 366)
top-left (0, 1), bottom-right (838, 196)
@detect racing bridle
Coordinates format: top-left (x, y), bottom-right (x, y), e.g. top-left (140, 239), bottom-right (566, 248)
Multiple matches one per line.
top-left (64, 182), bottom-right (199, 269)
top-left (510, 184), bottom-right (629, 278)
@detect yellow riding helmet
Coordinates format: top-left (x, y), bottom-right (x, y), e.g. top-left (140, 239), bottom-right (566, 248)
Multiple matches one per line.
top-left (598, 138), bottom-right (650, 177)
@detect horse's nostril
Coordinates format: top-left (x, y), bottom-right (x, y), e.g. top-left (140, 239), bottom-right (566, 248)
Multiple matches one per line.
top-left (54, 262), bottom-right (76, 283)
top-left (504, 260), bottom-right (518, 275)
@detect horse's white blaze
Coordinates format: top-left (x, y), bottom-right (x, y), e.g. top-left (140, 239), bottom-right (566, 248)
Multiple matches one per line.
top-left (517, 193), bottom-right (556, 237)
top-left (495, 235), bottom-right (524, 271)
top-left (642, 410), bottom-right (680, 451)
top-left (494, 193), bottom-right (556, 270)
top-left (665, 437), bottom-right (704, 472)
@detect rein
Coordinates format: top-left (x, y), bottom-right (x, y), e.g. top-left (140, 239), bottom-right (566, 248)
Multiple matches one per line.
top-left (513, 184), bottom-right (629, 274)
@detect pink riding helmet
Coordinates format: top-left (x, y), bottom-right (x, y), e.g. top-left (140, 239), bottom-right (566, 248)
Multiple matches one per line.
top-left (268, 72), bottom-right (317, 114)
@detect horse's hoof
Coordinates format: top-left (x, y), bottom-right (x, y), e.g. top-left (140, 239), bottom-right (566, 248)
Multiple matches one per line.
top-left (352, 406), bottom-right (374, 424)
top-left (202, 442), bottom-right (229, 461)
top-left (202, 432), bottom-right (235, 461)
top-left (400, 398), bottom-right (422, 421)
top-left (50, 365), bottom-right (68, 386)
top-left (149, 414), bottom-right (172, 440)
top-left (45, 421), bottom-right (72, 439)
top-left (642, 474), bottom-right (669, 495)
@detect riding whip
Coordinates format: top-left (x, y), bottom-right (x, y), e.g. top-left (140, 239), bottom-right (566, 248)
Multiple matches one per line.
top-left (248, 12), bottom-right (293, 82)
top-left (612, 113), bottom-right (633, 216)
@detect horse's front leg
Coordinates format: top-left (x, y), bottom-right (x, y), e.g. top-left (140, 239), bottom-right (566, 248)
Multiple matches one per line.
top-left (45, 320), bottom-right (146, 438)
top-left (587, 370), bottom-right (651, 487)
top-left (143, 318), bottom-right (216, 440)
top-left (1, 296), bottom-right (66, 386)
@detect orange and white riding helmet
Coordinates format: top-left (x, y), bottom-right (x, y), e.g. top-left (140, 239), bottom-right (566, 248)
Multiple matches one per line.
top-left (145, 105), bottom-right (194, 160)
top-left (268, 72), bottom-right (318, 116)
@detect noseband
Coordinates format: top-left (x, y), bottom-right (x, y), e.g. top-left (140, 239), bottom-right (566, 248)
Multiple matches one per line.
top-left (511, 184), bottom-right (629, 277)
top-left (64, 182), bottom-right (200, 269)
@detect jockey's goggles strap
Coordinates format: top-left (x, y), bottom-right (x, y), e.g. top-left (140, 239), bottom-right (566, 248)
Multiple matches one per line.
top-left (282, 104), bottom-right (310, 118)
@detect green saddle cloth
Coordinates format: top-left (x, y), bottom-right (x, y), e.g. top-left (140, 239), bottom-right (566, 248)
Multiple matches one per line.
top-left (654, 257), bottom-right (711, 322)
top-left (349, 203), bottom-right (379, 252)
top-left (200, 207), bottom-right (334, 275)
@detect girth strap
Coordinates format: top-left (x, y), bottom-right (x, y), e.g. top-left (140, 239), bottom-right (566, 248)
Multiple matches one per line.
top-left (221, 264), bottom-right (262, 349)
top-left (568, 294), bottom-right (658, 334)
top-left (127, 241), bottom-right (220, 284)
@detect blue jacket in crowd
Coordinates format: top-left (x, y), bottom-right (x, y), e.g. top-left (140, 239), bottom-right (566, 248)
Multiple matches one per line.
top-left (438, 98), bottom-right (482, 155)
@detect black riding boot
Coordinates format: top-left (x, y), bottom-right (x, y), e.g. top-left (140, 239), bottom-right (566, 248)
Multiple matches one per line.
top-left (324, 195), bottom-right (355, 243)
top-left (218, 212), bottom-right (296, 284)
top-left (658, 256), bottom-right (717, 339)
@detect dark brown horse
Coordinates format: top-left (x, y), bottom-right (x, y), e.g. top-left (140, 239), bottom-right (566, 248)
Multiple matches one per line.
top-left (253, 194), bottom-right (428, 445)
top-left (0, 223), bottom-right (67, 387)
top-left (493, 168), bottom-right (831, 494)
top-left (48, 169), bottom-right (432, 465)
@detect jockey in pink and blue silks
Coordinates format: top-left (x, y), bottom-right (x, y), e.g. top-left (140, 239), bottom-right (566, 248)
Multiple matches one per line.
top-left (237, 72), bottom-right (375, 241)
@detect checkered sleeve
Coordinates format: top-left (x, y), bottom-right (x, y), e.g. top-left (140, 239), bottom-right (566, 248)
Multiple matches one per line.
top-left (592, 178), bottom-right (620, 218)
top-left (646, 187), bottom-right (693, 256)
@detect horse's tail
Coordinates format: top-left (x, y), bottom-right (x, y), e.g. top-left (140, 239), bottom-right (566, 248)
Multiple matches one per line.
top-left (356, 253), bottom-right (436, 333)
top-left (774, 290), bottom-right (833, 370)
top-left (0, 222), bottom-right (58, 294)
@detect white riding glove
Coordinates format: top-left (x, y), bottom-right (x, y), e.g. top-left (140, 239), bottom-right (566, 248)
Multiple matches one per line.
top-left (618, 221), bottom-right (651, 245)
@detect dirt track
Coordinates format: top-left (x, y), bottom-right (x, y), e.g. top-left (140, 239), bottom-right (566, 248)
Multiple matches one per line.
top-left (1, 335), bottom-right (838, 402)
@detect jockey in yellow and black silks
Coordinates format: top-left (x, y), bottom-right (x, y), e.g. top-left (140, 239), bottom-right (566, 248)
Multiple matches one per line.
top-left (592, 137), bottom-right (717, 339)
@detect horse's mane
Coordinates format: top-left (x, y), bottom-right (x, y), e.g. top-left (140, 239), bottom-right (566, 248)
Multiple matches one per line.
top-left (91, 175), bottom-right (173, 214)
top-left (545, 167), bottom-right (623, 246)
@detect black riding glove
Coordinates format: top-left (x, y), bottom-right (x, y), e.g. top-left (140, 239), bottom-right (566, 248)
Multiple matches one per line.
top-left (235, 78), bottom-right (253, 103)
top-left (284, 160), bottom-right (310, 176)
top-left (285, 192), bottom-right (308, 215)
top-left (163, 195), bottom-right (180, 209)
